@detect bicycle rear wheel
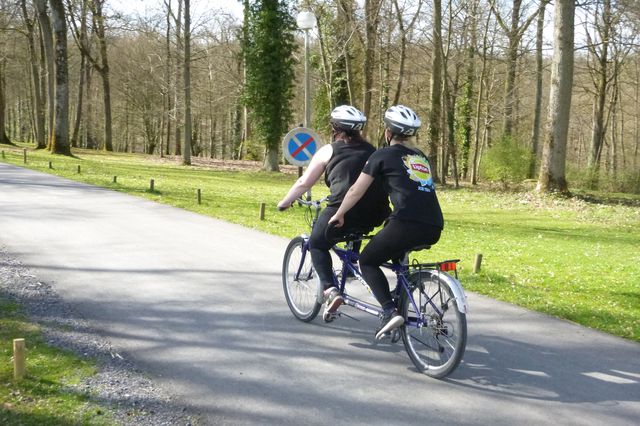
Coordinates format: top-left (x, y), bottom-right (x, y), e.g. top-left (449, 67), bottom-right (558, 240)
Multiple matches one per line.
top-left (400, 272), bottom-right (467, 378)
top-left (282, 236), bottom-right (322, 322)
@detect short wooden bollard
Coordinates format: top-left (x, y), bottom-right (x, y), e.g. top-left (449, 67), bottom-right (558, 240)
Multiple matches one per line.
top-left (77, 165), bottom-right (81, 174)
top-left (473, 253), bottom-right (483, 274)
top-left (48, 161), bottom-right (53, 169)
top-left (13, 338), bottom-right (26, 381)
top-left (197, 188), bottom-right (202, 204)
top-left (1, 150), bottom-right (5, 159)
top-left (150, 179), bottom-right (155, 192)
top-left (113, 176), bottom-right (117, 183)
top-left (23, 149), bottom-right (27, 163)
top-left (259, 202), bottom-right (266, 220)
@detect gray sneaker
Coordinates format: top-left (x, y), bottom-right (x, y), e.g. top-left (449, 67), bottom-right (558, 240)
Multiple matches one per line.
top-left (322, 287), bottom-right (344, 322)
top-left (375, 310), bottom-right (404, 340)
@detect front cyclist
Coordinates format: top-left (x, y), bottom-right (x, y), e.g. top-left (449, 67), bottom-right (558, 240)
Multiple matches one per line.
top-left (278, 105), bottom-right (390, 322)
top-left (329, 105), bottom-right (444, 339)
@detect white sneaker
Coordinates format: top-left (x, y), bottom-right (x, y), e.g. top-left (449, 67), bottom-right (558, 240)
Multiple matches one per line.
top-left (322, 287), bottom-right (344, 322)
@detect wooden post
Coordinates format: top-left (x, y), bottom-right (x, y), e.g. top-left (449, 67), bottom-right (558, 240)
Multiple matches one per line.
top-left (77, 165), bottom-right (81, 174)
top-left (113, 176), bottom-right (117, 183)
top-left (13, 338), bottom-right (26, 381)
top-left (197, 188), bottom-right (202, 204)
top-left (23, 148), bottom-right (27, 163)
top-left (259, 202), bottom-right (266, 220)
top-left (1, 150), bottom-right (5, 159)
top-left (150, 179), bottom-right (155, 192)
top-left (473, 253), bottom-right (483, 273)
top-left (49, 161), bottom-right (53, 169)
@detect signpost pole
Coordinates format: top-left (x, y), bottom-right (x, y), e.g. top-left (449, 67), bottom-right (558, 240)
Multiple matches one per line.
top-left (297, 11), bottom-right (315, 200)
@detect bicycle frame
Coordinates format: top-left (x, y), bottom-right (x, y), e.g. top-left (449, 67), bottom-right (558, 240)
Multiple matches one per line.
top-left (331, 244), bottom-right (433, 326)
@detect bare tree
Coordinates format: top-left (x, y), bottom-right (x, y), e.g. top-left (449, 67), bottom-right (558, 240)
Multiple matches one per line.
top-left (49, 0), bottom-right (70, 155)
top-left (20, 0), bottom-right (45, 149)
top-left (537, 0), bottom-right (575, 193)
top-left (427, 0), bottom-right (443, 182)
top-left (529, 0), bottom-right (549, 178)
top-left (490, 0), bottom-right (539, 138)
top-left (34, 0), bottom-right (54, 148)
top-left (182, 0), bottom-right (191, 165)
top-left (0, 58), bottom-right (12, 145)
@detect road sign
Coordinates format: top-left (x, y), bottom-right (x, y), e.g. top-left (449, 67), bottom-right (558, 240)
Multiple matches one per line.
top-left (282, 127), bottom-right (322, 167)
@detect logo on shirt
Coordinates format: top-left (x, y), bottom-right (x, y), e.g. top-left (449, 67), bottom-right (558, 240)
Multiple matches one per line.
top-left (403, 154), bottom-right (434, 192)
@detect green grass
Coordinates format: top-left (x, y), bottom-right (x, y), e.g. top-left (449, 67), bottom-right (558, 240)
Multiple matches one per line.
top-left (1, 144), bottom-right (639, 342)
top-left (0, 296), bottom-right (113, 425)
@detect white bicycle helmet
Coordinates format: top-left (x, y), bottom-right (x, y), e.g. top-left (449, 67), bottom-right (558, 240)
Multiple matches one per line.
top-left (330, 105), bottom-right (367, 131)
top-left (384, 105), bottom-right (421, 136)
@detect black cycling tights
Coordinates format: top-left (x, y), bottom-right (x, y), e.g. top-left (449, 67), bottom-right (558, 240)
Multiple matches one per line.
top-left (359, 219), bottom-right (441, 312)
top-left (309, 207), bottom-right (364, 288)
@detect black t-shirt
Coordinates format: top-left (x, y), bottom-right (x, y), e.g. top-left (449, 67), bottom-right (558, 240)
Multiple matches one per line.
top-left (362, 144), bottom-right (444, 229)
top-left (325, 140), bottom-right (390, 227)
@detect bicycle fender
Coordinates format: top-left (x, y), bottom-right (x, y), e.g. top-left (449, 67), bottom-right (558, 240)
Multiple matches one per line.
top-left (424, 270), bottom-right (468, 314)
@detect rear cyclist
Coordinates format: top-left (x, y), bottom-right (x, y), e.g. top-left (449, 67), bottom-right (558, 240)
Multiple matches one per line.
top-left (329, 105), bottom-right (444, 339)
top-left (278, 105), bottom-right (389, 321)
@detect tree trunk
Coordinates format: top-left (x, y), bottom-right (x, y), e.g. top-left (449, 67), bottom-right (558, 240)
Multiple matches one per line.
top-left (459, 0), bottom-right (478, 181)
top-left (21, 0), bottom-right (46, 149)
top-left (391, 0), bottom-right (422, 106)
top-left (362, 0), bottom-right (383, 139)
top-left (182, 0), bottom-right (192, 165)
top-left (34, 0), bottom-right (55, 149)
top-left (471, 11), bottom-right (493, 185)
top-left (70, 1), bottom-right (90, 149)
top-left (0, 60), bottom-right (12, 145)
top-left (164, 0), bottom-right (172, 156)
top-left (427, 0), bottom-right (443, 182)
top-left (537, 0), bottom-right (574, 194)
top-left (174, 0), bottom-right (183, 156)
top-left (49, 0), bottom-right (71, 156)
top-left (490, 0), bottom-right (538, 138)
top-left (502, 0), bottom-right (522, 137)
top-left (84, 62), bottom-right (95, 148)
top-left (263, 147), bottom-right (279, 172)
top-left (92, 1), bottom-right (113, 151)
top-left (586, 0), bottom-right (612, 187)
top-left (529, 1), bottom-right (548, 178)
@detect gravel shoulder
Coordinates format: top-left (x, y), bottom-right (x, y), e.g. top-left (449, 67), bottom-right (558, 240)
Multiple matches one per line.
top-left (0, 247), bottom-right (200, 425)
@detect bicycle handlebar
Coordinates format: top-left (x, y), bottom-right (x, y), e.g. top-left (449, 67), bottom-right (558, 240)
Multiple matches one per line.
top-left (295, 196), bottom-right (329, 208)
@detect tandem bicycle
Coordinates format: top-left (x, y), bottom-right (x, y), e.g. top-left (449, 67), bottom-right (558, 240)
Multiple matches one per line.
top-left (281, 198), bottom-right (468, 378)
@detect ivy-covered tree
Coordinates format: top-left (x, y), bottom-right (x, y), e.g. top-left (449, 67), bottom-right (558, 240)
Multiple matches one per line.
top-left (242, 0), bottom-right (297, 172)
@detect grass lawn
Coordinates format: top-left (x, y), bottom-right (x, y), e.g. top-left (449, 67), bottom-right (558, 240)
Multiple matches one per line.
top-left (1, 144), bottom-right (639, 343)
top-left (0, 296), bottom-right (112, 425)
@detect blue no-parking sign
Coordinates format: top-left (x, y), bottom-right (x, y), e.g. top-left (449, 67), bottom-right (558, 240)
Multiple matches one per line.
top-left (282, 127), bottom-right (323, 167)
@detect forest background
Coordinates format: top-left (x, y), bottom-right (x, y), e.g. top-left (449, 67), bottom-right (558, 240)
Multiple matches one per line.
top-left (0, 0), bottom-right (639, 193)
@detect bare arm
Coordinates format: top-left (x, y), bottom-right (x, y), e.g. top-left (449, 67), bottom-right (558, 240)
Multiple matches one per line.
top-left (277, 144), bottom-right (332, 210)
top-left (328, 172), bottom-right (374, 227)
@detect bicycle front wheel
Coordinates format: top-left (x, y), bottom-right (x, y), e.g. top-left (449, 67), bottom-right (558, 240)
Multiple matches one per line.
top-left (400, 272), bottom-right (467, 378)
top-left (282, 236), bottom-right (322, 322)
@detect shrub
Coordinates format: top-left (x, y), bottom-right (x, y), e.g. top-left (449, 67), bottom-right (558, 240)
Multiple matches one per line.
top-left (568, 167), bottom-right (640, 194)
top-left (480, 136), bottom-right (531, 186)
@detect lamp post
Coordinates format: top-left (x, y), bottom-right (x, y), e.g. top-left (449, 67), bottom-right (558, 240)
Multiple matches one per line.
top-left (296, 10), bottom-right (315, 129)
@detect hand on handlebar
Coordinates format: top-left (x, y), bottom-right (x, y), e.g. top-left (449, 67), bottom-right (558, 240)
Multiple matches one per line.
top-left (277, 200), bottom-right (293, 211)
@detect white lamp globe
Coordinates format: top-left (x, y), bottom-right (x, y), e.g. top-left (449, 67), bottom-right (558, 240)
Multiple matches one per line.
top-left (296, 10), bottom-right (315, 30)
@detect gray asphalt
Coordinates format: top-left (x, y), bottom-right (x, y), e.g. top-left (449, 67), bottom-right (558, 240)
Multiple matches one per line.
top-left (1, 162), bottom-right (639, 425)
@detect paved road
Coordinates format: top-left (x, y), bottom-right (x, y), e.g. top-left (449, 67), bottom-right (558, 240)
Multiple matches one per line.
top-left (1, 162), bottom-right (639, 425)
